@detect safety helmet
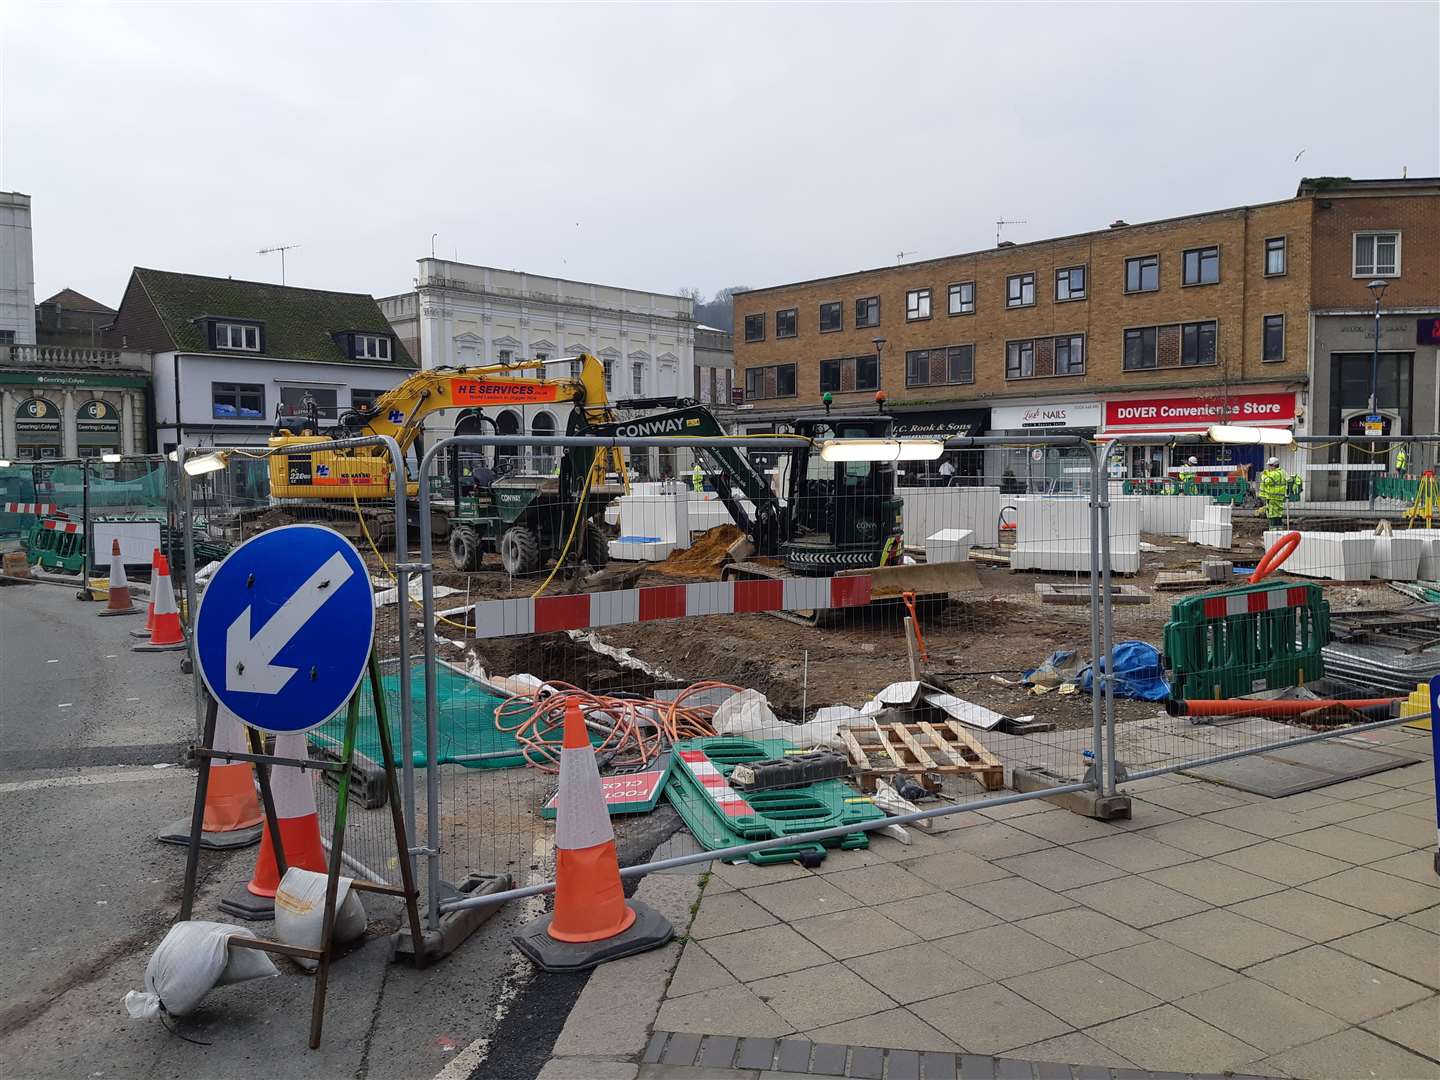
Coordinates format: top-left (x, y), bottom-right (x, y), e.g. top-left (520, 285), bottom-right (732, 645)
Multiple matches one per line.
top-left (1186, 456), bottom-right (1198, 466)
top-left (1267, 456), bottom-right (1280, 467)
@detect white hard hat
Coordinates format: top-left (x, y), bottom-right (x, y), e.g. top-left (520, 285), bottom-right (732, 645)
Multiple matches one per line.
top-left (1187, 456), bottom-right (1198, 465)
top-left (1267, 456), bottom-right (1280, 467)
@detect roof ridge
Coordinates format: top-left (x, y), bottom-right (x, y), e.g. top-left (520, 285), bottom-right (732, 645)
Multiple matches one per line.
top-left (133, 266), bottom-right (377, 300)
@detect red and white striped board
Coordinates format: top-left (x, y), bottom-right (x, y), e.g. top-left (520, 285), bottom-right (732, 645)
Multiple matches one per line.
top-left (42, 519), bottom-right (81, 534)
top-left (3, 503), bottom-right (59, 515)
top-left (676, 748), bottom-right (754, 818)
top-left (471, 575), bottom-right (873, 639)
top-left (1202, 585), bottom-right (1310, 620)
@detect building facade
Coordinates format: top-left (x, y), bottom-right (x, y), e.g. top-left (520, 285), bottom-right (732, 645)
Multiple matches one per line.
top-left (35, 288), bottom-right (116, 347)
top-left (1302, 178), bottom-right (1440, 500)
top-left (0, 192), bottom-right (36, 346)
top-left (104, 268), bottom-right (414, 451)
top-left (0, 345), bottom-right (150, 459)
top-left (737, 178), bottom-right (1434, 495)
top-left (694, 324), bottom-right (736, 429)
top-left (380, 260), bottom-right (696, 478)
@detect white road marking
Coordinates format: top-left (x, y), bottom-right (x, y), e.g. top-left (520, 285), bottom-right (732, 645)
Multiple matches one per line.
top-left (125, 697), bottom-right (141, 702)
top-left (46, 659), bottom-right (59, 663)
top-left (58, 703), bottom-right (73, 708)
top-left (104, 654), bottom-right (117, 659)
top-left (0, 768), bottom-right (185, 794)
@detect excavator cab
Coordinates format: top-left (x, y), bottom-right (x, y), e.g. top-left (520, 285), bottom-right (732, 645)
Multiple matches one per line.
top-left (780, 416), bottom-right (903, 573)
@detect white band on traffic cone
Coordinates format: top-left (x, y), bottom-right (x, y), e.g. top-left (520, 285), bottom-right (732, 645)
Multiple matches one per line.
top-left (554, 743), bottom-right (615, 852)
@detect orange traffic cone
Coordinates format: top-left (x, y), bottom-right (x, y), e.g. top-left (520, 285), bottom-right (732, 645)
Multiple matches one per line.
top-left (157, 707), bottom-right (263, 849)
top-left (513, 700), bottom-right (672, 971)
top-left (221, 733), bottom-right (329, 920)
top-left (132, 553), bottom-right (186, 652)
top-left (97, 538), bottom-right (141, 616)
top-left (130, 548), bottom-right (160, 637)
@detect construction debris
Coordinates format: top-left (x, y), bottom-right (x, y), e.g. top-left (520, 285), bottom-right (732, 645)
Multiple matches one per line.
top-left (1154, 570), bottom-right (1212, 590)
top-left (1035, 582), bottom-right (1150, 606)
top-left (841, 719), bottom-right (1004, 793)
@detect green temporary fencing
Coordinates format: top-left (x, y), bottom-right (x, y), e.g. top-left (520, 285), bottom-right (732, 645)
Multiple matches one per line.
top-left (666, 736), bottom-right (886, 865)
top-left (1376, 476), bottom-right (1420, 502)
top-left (24, 518), bottom-right (86, 573)
top-left (1162, 581), bottom-right (1329, 701)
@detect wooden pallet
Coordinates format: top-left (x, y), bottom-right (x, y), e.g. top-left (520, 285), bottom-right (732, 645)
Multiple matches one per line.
top-left (841, 720), bottom-right (1005, 793)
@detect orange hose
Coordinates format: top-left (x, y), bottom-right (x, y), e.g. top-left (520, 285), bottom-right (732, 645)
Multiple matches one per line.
top-left (493, 681), bottom-right (740, 773)
top-left (1249, 531), bottom-right (1301, 584)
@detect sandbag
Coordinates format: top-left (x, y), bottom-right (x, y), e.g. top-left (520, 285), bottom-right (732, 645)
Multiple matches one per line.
top-left (125, 920), bottom-right (279, 1019)
top-left (273, 868), bottom-right (367, 971)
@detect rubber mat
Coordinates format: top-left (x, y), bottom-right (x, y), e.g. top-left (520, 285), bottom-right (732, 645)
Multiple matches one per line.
top-left (1180, 740), bottom-right (1420, 797)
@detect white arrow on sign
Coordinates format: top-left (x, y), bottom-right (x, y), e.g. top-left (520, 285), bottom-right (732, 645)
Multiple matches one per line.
top-left (226, 551), bottom-right (355, 694)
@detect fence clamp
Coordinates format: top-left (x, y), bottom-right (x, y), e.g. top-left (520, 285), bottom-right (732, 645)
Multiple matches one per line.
top-left (394, 562), bottom-right (430, 573)
top-left (408, 845), bottom-right (439, 858)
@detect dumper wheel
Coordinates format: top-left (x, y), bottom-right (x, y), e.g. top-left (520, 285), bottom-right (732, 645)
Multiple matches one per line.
top-left (582, 521), bottom-right (610, 570)
top-left (448, 524), bottom-right (483, 572)
top-left (500, 526), bottom-right (541, 577)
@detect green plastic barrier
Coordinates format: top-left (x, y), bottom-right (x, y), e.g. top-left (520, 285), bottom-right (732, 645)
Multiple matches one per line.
top-left (1162, 581), bottom-right (1329, 701)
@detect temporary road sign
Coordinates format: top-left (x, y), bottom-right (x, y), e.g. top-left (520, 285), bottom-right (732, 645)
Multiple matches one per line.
top-left (541, 755), bottom-right (675, 819)
top-left (195, 524), bottom-right (374, 734)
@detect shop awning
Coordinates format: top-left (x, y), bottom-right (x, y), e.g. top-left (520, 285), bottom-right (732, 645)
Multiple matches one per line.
top-left (891, 408), bottom-right (990, 438)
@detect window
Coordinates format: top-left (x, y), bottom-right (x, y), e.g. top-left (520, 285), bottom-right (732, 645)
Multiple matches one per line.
top-left (906, 345), bottom-right (975, 387)
top-left (1263, 315), bottom-right (1285, 362)
top-left (534, 352), bottom-right (548, 362)
top-left (632, 363), bottom-right (644, 396)
top-left (1124, 327), bottom-right (1157, 369)
top-left (948, 281), bottom-right (975, 316)
top-left (498, 348), bottom-right (513, 364)
top-left (855, 296), bottom-right (880, 327)
top-left (1055, 266), bottom-right (1086, 302)
top-left (1182, 246), bottom-right (1220, 285)
top-left (819, 302), bottom-right (842, 333)
top-left (1354, 231), bottom-right (1400, 277)
top-left (214, 322), bottom-right (260, 351)
top-left (1006, 273), bottom-right (1036, 308)
top-left (1265, 237), bottom-right (1287, 276)
top-left (0, 330), bottom-right (14, 345)
top-left (280, 386), bottom-right (338, 420)
top-left (1005, 340), bottom-right (1034, 378)
top-left (776, 364), bottom-right (796, 397)
top-left (1125, 255), bottom-right (1159, 293)
top-left (906, 288), bottom-right (931, 321)
top-left (776, 308), bottom-right (797, 338)
top-left (1055, 334), bottom-right (1085, 375)
top-left (354, 334), bottom-right (390, 361)
top-left (743, 313), bottom-right (765, 342)
top-left (745, 367), bottom-right (763, 400)
top-left (855, 354), bottom-right (879, 391)
top-left (603, 359), bottom-right (613, 392)
top-left (350, 388), bottom-right (384, 412)
top-left (1180, 320), bottom-right (1217, 365)
top-left (819, 359), bottom-right (840, 392)
top-left (212, 382), bottom-right (264, 419)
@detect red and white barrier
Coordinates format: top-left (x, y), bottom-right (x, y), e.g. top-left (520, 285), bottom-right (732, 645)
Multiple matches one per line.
top-left (42, 519), bottom-right (80, 534)
top-left (677, 748), bottom-right (754, 818)
top-left (1201, 585), bottom-right (1310, 620)
top-left (3, 502), bottom-right (60, 515)
top-left (471, 575), bottom-right (872, 639)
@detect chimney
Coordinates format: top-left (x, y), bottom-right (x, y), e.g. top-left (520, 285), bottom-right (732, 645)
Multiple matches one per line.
top-left (1110, 219), bottom-right (1129, 229)
top-left (997, 240), bottom-right (1015, 248)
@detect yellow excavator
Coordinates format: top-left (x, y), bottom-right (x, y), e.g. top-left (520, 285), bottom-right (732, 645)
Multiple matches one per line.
top-left (262, 354), bottom-right (625, 542)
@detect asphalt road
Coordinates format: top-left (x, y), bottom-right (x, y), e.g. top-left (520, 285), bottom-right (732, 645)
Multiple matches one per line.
top-left (0, 580), bottom-right (563, 1080)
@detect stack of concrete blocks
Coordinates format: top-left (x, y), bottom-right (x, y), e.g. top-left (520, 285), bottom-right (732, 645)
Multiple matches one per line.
top-left (686, 491), bottom-right (757, 532)
top-left (1187, 504), bottom-right (1233, 550)
top-left (1263, 530), bottom-right (1374, 582)
top-left (899, 486), bottom-right (1001, 549)
top-left (1370, 533), bottom-right (1424, 581)
top-left (923, 529), bottom-right (974, 565)
top-left (1010, 495), bottom-right (1141, 573)
top-left (1138, 495), bottom-right (1213, 537)
top-left (1410, 529), bottom-right (1440, 580)
top-left (608, 491), bottom-right (690, 562)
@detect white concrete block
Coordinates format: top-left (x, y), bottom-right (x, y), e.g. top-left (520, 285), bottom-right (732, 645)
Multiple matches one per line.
top-left (615, 493), bottom-right (690, 549)
top-left (1409, 529), bottom-right (1440, 579)
top-left (608, 539), bottom-right (676, 562)
top-left (900, 486), bottom-right (1002, 548)
top-left (1138, 495), bottom-right (1214, 537)
top-left (1187, 503), bottom-right (1234, 550)
top-left (1371, 534), bottom-right (1423, 580)
top-left (924, 529), bottom-right (974, 565)
top-left (1263, 530), bottom-right (1374, 582)
top-left (1009, 495), bottom-right (1141, 573)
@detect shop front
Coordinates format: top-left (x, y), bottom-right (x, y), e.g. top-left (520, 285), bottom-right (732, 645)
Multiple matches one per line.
top-left (891, 407), bottom-right (990, 486)
top-left (1099, 389), bottom-right (1299, 483)
top-left (988, 400), bottom-right (1101, 493)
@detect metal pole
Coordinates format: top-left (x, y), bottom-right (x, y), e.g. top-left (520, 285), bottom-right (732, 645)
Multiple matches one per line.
top-left (1099, 440), bottom-right (1118, 796)
top-left (414, 442), bottom-right (442, 932)
top-left (1370, 292), bottom-right (1381, 416)
top-left (1086, 444), bottom-right (1103, 789)
top-left (182, 467), bottom-right (204, 742)
top-left (79, 459), bottom-right (92, 599)
top-left (384, 434), bottom-right (421, 904)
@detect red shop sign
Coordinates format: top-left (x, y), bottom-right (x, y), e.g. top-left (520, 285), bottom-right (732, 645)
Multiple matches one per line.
top-left (1105, 392), bottom-right (1295, 429)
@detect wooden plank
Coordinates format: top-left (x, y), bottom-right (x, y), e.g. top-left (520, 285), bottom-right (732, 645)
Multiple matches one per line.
top-left (840, 729), bottom-right (871, 770)
top-left (872, 721), bottom-right (907, 770)
top-left (891, 724), bottom-right (938, 770)
top-left (943, 720), bottom-right (1002, 768)
top-left (918, 721), bottom-right (967, 767)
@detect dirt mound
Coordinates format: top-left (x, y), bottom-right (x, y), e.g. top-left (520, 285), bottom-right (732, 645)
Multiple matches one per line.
top-left (650, 524), bottom-right (744, 580)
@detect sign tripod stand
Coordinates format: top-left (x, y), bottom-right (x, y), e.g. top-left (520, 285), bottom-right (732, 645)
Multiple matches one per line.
top-left (177, 654), bottom-right (425, 1048)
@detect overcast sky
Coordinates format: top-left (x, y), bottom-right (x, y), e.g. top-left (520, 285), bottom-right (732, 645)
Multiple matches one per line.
top-left (3, 2), bottom-right (1437, 308)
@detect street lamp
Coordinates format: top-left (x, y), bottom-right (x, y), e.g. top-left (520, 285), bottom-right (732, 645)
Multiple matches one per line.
top-left (1367, 278), bottom-right (1389, 415)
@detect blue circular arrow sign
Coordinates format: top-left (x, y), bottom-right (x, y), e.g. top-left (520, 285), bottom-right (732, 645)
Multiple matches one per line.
top-left (195, 524), bottom-right (375, 734)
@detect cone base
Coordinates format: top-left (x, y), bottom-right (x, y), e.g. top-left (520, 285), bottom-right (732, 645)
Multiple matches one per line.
top-left (132, 639), bottom-right (187, 652)
top-left (219, 881), bottom-right (276, 921)
top-left (129, 624), bottom-right (155, 638)
top-left (156, 818), bottom-right (262, 850)
top-left (98, 606), bottom-right (142, 617)
top-left (513, 899), bottom-right (672, 973)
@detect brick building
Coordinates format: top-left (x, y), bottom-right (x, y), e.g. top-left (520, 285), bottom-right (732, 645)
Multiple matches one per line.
top-left (733, 178), bottom-right (1437, 490)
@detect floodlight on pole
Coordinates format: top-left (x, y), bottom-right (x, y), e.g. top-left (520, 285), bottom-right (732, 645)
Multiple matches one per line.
top-left (819, 438), bottom-right (945, 462)
top-left (1207, 424), bottom-right (1295, 446)
top-left (183, 451), bottom-right (230, 476)
top-left (100, 452), bottom-right (123, 464)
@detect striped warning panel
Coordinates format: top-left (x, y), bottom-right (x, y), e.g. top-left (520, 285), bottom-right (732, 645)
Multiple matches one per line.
top-left (1202, 585), bottom-right (1309, 620)
top-left (42, 519), bottom-right (81, 534)
top-left (471, 574), bottom-right (872, 639)
top-left (3, 503), bottom-right (59, 515)
top-left (676, 748), bottom-right (753, 817)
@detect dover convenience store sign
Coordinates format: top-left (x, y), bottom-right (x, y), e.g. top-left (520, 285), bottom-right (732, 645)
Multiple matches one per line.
top-left (1105, 392), bottom-right (1295, 432)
